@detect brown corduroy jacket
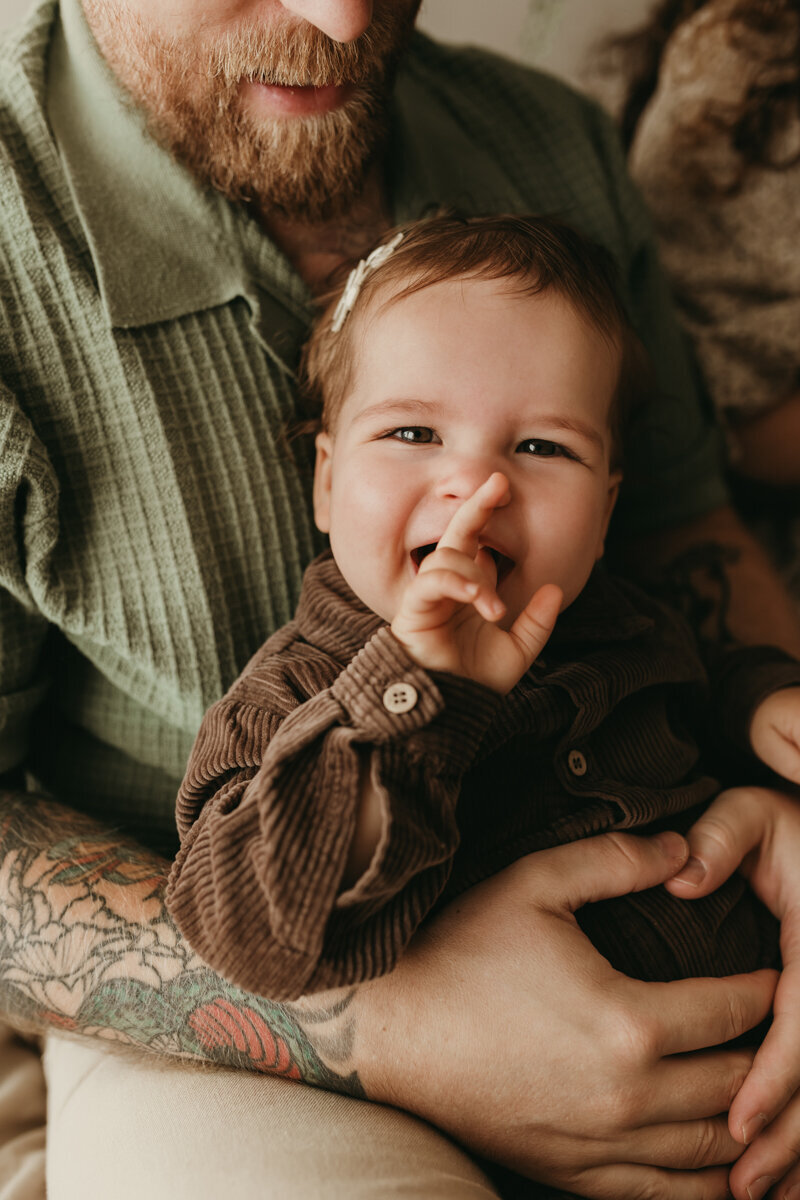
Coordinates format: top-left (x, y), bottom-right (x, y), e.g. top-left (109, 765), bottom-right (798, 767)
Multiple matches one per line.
top-left (167, 552), bottom-right (800, 999)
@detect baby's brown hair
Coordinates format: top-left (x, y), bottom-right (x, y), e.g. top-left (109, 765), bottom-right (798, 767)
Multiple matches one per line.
top-left (300, 213), bottom-right (649, 468)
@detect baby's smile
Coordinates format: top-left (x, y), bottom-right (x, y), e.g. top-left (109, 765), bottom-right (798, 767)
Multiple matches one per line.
top-left (410, 541), bottom-right (516, 585)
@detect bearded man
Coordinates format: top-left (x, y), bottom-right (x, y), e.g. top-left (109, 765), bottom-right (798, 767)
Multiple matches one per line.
top-left (1, 2), bottom-right (800, 1198)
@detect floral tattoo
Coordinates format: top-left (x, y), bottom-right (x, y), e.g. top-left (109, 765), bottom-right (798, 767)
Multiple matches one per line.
top-left (0, 792), bottom-right (364, 1094)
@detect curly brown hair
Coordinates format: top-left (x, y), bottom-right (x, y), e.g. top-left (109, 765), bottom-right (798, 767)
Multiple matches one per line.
top-left (615, 0), bottom-right (800, 182)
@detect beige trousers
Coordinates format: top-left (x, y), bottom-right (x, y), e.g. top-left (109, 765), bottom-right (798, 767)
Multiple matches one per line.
top-left (43, 1035), bottom-right (501, 1199)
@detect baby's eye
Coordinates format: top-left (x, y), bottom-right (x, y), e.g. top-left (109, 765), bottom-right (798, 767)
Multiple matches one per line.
top-left (517, 438), bottom-right (572, 459)
top-left (387, 427), bottom-right (439, 445)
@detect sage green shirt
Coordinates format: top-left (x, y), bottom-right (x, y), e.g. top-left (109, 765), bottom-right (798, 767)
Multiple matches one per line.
top-left (0, 0), bottom-right (727, 853)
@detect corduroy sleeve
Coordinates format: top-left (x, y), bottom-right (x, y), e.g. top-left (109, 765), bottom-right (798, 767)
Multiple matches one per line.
top-left (706, 644), bottom-right (800, 774)
top-left (167, 625), bottom-right (501, 999)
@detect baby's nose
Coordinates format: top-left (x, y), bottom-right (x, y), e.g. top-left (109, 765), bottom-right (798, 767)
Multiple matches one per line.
top-left (436, 457), bottom-right (510, 504)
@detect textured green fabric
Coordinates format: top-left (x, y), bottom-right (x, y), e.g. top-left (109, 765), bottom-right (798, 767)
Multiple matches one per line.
top-left (0, 0), bottom-right (728, 853)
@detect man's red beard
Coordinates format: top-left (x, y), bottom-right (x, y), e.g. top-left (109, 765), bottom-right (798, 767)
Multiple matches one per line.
top-left (82, 1), bottom-right (420, 223)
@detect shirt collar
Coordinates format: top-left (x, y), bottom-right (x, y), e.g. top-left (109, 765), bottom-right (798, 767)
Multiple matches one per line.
top-left (46, 5), bottom-right (523, 334)
top-left (294, 551), bottom-right (384, 664)
top-left (46, 0), bottom-right (313, 350)
top-left (295, 553), bottom-right (654, 672)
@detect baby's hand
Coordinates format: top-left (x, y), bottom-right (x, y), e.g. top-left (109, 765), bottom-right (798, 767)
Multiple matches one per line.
top-left (667, 786), bottom-right (800, 1200)
top-left (751, 687), bottom-right (800, 785)
top-left (390, 473), bottom-right (562, 694)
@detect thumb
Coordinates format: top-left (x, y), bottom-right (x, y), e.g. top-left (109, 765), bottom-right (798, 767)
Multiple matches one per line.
top-left (529, 829), bottom-right (689, 915)
top-left (665, 786), bottom-right (766, 898)
top-left (509, 584), bottom-right (562, 663)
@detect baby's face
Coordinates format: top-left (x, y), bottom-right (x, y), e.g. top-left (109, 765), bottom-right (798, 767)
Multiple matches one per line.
top-left (313, 277), bottom-right (622, 627)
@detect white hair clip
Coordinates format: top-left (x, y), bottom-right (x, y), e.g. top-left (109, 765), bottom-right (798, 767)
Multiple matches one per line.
top-left (330, 231), bottom-right (404, 334)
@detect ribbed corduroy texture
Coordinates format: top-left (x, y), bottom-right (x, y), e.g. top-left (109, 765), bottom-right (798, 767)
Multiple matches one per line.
top-left (168, 553), bottom-right (797, 999)
top-left (2, 0), bottom-right (730, 853)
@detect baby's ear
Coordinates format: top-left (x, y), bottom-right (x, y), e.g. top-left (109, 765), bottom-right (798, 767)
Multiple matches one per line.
top-left (313, 432), bottom-right (333, 533)
top-left (596, 470), bottom-right (622, 560)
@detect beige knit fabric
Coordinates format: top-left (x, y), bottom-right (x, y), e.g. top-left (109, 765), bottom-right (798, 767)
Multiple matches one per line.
top-left (629, 0), bottom-right (800, 425)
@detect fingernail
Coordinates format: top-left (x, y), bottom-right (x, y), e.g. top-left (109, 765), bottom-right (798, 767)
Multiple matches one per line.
top-left (741, 1113), bottom-right (768, 1145)
top-left (782, 1184), bottom-right (800, 1200)
top-left (746, 1176), bottom-right (777, 1200)
top-left (672, 855), bottom-right (707, 887)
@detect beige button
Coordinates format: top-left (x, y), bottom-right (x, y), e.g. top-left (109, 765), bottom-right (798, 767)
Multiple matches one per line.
top-left (383, 682), bottom-right (418, 714)
top-left (567, 750), bottom-right (587, 777)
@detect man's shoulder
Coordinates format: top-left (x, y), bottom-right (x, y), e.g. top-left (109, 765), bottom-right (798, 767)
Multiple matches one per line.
top-left (0, 2), bottom-right (64, 246)
top-left (404, 32), bottom-right (611, 139)
top-left (397, 32), bottom-right (630, 235)
top-left (0, 0), bottom-right (57, 138)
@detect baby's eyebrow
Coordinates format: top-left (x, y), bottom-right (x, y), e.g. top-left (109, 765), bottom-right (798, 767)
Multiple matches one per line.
top-left (534, 414), bottom-right (606, 453)
top-left (352, 398), bottom-right (441, 425)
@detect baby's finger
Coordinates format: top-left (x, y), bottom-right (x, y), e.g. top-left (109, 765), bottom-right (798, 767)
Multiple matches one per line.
top-left (436, 472), bottom-right (509, 558)
top-left (419, 545), bottom-right (495, 585)
top-left (418, 548), bottom-right (501, 613)
top-left (509, 584), bottom-right (562, 666)
top-left (395, 567), bottom-right (501, 627)
top-left (474, 545), bottom-right (499, 588)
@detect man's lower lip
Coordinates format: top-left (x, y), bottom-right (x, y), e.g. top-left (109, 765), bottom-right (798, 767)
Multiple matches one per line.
top-left (240, 80), bottom-right (354, 117)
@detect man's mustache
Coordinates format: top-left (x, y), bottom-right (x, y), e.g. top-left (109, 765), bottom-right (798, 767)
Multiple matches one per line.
top-left (208, 12), bottom-right (404, 88)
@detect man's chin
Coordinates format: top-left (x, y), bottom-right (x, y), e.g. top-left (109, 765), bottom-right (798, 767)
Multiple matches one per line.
top-left (186, 98), bottom-right (386, 224)
top-left (82, 0), bottom-right (407, 223)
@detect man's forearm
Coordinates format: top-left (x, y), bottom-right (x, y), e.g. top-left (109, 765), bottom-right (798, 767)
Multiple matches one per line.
top-left (613, 503), bottom-right (800, 656)
top-left (0, 789), bottom-right (365, 1095)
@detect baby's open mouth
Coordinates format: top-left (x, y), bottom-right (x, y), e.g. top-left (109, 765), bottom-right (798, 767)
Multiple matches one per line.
top-left (410, 543), bottom-right (515, 584)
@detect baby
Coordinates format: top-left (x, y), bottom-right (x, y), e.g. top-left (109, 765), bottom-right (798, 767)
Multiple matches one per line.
top-left (167, 213), bottom-right (800, 1004)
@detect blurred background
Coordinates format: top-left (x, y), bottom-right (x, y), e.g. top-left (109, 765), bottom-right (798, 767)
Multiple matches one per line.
top-left (0, 0), bottom-right (655, 101)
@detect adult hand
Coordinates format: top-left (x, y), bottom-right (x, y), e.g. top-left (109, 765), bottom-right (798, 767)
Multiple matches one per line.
top-left (354, 829), bottom-right (776, 1199)
top-left (667, 786), bottom-right (800, 1200)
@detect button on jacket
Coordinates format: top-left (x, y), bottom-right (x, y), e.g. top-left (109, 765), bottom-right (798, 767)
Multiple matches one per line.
top-left (2, 0), bottom-right (728, 852)
top-left (168, 553), bottom-right (800, 999)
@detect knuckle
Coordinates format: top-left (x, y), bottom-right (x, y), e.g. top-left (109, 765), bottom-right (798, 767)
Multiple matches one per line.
top-left (601, 831), bottom-right (646, 874)
top-left (724, 988), bottom-right (756, 1041)
top-left (627, 1176), bottom-right (667, 1200)
top-left (597, 1082), bottom-right (645, 1133)
top-left (602, 1005), bottom-right (661, 1068)
top-left (692, 813), bottom-right (741, 860)
top-left (724, 1051), bottom-right (756, 1107)
top-left (684, 1120), bottom-right (730, 1170)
